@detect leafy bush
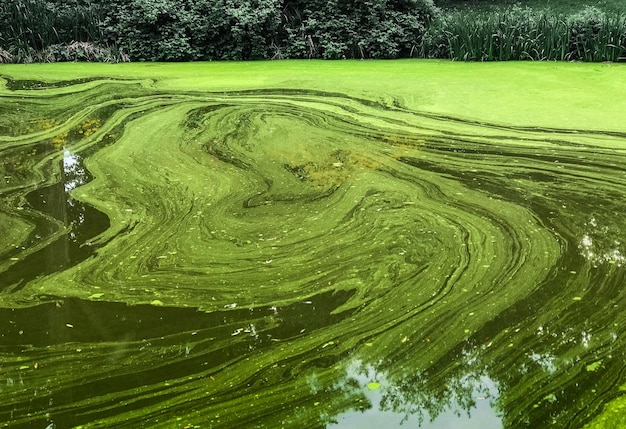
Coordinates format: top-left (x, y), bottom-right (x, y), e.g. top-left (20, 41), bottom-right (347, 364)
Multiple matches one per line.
top-left (98, 0), bottom-right (283, 61)
top-left (191, 0), bottom-right (283, 60)
top-left (283, 0), bottom-right (440, 59)
top-left (97, 0), bottom-right (197, 61)
top-left (97, 0), bottom-right (437, 61)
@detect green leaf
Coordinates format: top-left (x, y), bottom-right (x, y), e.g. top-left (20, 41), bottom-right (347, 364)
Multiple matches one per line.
top-left (367, 382), bottom-right (381, 390)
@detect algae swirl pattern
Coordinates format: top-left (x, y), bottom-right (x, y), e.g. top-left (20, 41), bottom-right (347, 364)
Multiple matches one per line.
top-left (1, 66), bottom-right (626, 428)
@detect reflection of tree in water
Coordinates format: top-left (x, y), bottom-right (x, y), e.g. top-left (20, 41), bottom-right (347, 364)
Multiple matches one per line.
top-left (38, 158), bottom-right (71, 270)
top-left (22, 151), bottom-right (94, 277)
top-left (26, 148), bottom-right (109, 273)
top-left (0, 115), bottom-right (111, 289)
top-left (316, 299), bottom-right (624, 429)
top-left (62, 149), bottom-right (89, 240)
top-left (323, 350), bottom-right (502, 428)
top-left (380, 367), bottom-right (500, 425)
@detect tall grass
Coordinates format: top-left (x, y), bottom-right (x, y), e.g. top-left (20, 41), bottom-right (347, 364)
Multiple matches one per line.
top-left (421, 6), bottom-right (626, 61)
top-left (436, 0), bottom-right (626, 15)
top-left (0, 0), bottom-right (110, 62)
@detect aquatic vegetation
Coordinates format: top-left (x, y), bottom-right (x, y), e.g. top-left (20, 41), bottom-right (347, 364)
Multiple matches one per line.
top-left (422, 6), bottom-right (626, 61)
top-left (1, 60), bottom-right (626, 428)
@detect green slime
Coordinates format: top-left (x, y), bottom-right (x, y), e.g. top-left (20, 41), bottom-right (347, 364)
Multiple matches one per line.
top-left (1, 60), bottom-right (626, 428)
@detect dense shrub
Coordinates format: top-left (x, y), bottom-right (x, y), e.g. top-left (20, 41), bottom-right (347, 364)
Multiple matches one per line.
top-left (2, 0), bottom-right (625, 62)
top-left (282, 0), bottom-right (440, 59)
top-left (97, 0), bottom-right (198, 61)
top-left (97, 0), bottom-right (437, 61)
top-left (190, 0), bottom-right (283, 60)
top-left (98, 0), bottom-right (285, 61)
top-left (0, 0), bottom-right (439, 62)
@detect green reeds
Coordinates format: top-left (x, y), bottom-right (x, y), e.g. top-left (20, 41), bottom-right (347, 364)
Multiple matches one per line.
top-left (421, 6), bottom-right (626, 62)
top-left (0, 0), bottom-right (105, 62)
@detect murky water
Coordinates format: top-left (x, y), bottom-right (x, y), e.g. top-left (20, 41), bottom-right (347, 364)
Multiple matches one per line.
top-left (1, 63), bottom-right (626, 428)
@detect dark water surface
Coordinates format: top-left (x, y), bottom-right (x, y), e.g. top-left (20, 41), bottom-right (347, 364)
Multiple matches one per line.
top-left (1, 71), bottom-right (626, 428)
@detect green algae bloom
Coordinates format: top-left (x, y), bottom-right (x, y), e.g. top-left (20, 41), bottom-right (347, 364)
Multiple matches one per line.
top-left (1, 60), bottom-right (626, 428)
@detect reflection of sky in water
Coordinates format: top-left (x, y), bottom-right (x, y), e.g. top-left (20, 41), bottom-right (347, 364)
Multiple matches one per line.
top-left (528, 351), bottom-right (557, 374)
top-left (63, 149), bottom-right (90, 239)
top-left (328, 361), bottom-right (502, 429)
top-left (579, 216), bottom-right (626, 267)
top-left (63, 149), bottom-right (86, 193)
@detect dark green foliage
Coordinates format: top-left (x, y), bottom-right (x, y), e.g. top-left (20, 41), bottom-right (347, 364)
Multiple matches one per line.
top-left (282, 0), bottom-right (439, 59)
top-left (98, 0), bottom-right (437, 61)
top-left (434, 0), bottom-right (626, 15)
top-left (190, 0), bottom-right (283, 60)
top-left (2, 0), bottom-right (624, 62)
top-left (567, 6), bottom-right (626, 61)
top-left (0, 0), bottom-right (438, 62)
top-left (98, 0), bottom-right (286, 61)
top-left (97, 0), bottom-right (198, 61)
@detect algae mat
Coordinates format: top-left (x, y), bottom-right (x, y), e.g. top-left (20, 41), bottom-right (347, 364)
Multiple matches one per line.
top-left (1, 60), bottom-right (626, 428)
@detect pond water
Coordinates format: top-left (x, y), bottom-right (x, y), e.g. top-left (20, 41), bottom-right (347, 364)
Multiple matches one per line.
top-left (1, 61), bottom-right (626, 428)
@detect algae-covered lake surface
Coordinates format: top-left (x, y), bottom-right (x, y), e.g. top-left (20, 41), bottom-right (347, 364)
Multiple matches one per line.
top-left (1, 60), bottom-right (626, 428)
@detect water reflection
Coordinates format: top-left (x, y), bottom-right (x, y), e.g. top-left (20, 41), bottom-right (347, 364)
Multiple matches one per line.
top-left (328, 360), bottom-right (502, 428)
top-left (0, 149), bottom-right (108, 290)
top-left (579, 216), bottom-right (626, 267)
